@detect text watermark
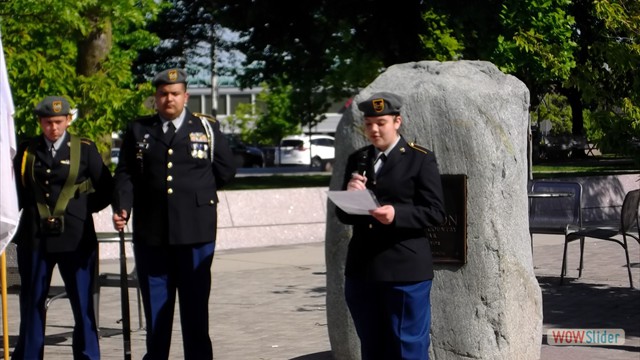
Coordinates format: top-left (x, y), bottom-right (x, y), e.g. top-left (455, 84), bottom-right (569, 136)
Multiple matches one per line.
top-left (547, 328), bottom-right (625, 346)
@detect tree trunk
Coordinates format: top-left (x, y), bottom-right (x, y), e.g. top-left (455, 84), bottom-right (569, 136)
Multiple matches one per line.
top-left (76, 11), bottom-right (113, 161)
top-left (566, 89), bottom-right (584, 136)
top-left (565, 88), bottom-right (587, 158)
top-left (77, 15), bottom-right (113, 77)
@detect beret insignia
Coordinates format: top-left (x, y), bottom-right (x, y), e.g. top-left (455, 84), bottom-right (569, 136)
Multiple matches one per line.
top-left (168, 69), bottom-right (178, 82)
top-left (52, 101), bottom-right (62, 113)
top-left (373, 99), bottom-right (385, 113)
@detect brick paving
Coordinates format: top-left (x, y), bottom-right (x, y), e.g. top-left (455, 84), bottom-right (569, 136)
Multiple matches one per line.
top-left (1, 234), bottom-right (639, 359)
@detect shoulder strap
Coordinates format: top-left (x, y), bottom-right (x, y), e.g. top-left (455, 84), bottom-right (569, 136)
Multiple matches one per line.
top-left (23, 139), bottom-right (37, 187)
top-left (52, 134), bottom-right (81, 216)
top-left (27, 135), bottom-right (83, 219)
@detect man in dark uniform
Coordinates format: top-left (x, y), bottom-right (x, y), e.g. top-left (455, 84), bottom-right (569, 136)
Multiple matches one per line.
top-left (112, 68), bottom-right (236, 359)
top-left (12, 96), bottom-right (113, 360)
top-left (336, 92), bottom-right (446, 360)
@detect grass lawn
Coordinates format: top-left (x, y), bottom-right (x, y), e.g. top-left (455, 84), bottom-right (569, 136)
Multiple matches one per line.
top-left (532, 157), bottom-right (638, 179)
top-left (225, 157), bottom-right (638, 190)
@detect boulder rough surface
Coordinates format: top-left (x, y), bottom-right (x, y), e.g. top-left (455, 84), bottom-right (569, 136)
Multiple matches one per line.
top-left (325, 60), bottom-right (542, 360)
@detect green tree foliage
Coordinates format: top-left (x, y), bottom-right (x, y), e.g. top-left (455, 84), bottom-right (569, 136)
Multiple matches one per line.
top-left (531, 93), bottom-right (573, 135)
top-left (133, 0), bottom-right (216, 86)
top-left (113, 0), bottom-right (637, 157)
top-left (419, 10), bottom-right (464, 61)
top-left (252, 81), bottom-right (300, 146)
top-left (223, 102), bottom-right (255, 140)
top-left (492, 0), bottom-right (639, 155)
top-left (213, 0), bottom-right (420, 130)
top-left (493, 0), bottom-right (577, 104)
top-left (420, 0), bottom-right (638, 156)
top-left (1, 0), bottom-right (161, 156)
top-left (573, 0), bottom-right (640, 154)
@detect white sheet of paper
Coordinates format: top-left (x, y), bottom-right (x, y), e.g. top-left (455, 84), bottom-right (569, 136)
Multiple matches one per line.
top-left (327, 190), bottom-right (380, 215)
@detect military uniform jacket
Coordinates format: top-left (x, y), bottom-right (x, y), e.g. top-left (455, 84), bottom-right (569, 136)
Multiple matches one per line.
top-left (13, 133), bottom-right (113, 253)
top-left (113, 110), bottom-right (236, 246)
top-left (336, 136), bottom-right (446, 282)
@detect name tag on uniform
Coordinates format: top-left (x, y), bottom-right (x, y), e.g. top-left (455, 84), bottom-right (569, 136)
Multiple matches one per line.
top-left (60, 159), bottom-right (70, 165)
top-left (136, 141), bottom-right (149, 150)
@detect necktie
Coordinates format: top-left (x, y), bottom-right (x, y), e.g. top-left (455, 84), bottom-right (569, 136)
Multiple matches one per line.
top-left (165, 122), bottom-right (176, 142)
top-left (374, 153), bottom-right (386, 175)
top-left (49, 144), bottom-right (56, 159)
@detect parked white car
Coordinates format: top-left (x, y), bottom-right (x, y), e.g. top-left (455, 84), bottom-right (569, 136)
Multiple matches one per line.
top-left (274, 134), bottom-right (335, 170)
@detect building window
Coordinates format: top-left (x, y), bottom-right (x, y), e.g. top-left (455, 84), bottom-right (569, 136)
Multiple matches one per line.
top-left (187, 96), bottom-right (203, 113)
top-left (217, 95), bottom-right (227, 115)
top-left (205, 95), bottom-right (213, 115)
top-left (230, 95), bottom-right (252, 114)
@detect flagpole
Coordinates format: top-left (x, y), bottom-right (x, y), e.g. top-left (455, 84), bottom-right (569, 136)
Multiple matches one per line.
top-left (1, 252), bottom-right (8, 360)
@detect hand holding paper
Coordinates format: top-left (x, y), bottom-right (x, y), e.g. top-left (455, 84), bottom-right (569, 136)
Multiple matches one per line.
top-left (327, 190), bottom-right (380, 215)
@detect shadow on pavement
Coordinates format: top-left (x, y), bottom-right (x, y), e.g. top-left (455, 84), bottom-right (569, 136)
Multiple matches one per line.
top-left (538, 276), bottom-right (640, 339)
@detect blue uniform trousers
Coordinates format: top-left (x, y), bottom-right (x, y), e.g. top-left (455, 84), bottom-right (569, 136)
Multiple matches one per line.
top-left (13, 245), bottom-right (99, 360)
top-left (134, 242), bottom-right (215, 360)
top-left (345, 277), bottom-right (432, 360)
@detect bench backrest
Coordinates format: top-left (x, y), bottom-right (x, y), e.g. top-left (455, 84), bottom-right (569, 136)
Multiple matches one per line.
top-left (529, 181), bottom-right (582, 234)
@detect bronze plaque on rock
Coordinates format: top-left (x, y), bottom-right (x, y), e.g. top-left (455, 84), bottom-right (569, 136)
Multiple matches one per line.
top-left (428, 174), bottom-right (468, 264)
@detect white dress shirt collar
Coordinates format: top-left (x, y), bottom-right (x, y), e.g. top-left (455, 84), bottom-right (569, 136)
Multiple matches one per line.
top-left (160, 108), bottom-right (187, 132)
top-left (376, 135), bottom-right (401, 159)
top-left (45, 132), bottom-right (67, 152)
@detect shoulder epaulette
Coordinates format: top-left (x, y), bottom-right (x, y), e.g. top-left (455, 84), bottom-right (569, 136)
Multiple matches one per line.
top-left (192, 112), bottom-right (217, 124)
top-left (408, 142), bottom-right (429, 154)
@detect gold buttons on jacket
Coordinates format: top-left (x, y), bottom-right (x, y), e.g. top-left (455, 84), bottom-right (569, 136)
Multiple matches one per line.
top-left (46, 169), bottom-right (51, 174)
top-left (369, 224), bottom-right (373, 229)
top-left (45, 193), bottom-right (50, 198)
top-left (209, 200), bottom-right (214, 204)
top-left (164, 147), bottom-right (174, 194)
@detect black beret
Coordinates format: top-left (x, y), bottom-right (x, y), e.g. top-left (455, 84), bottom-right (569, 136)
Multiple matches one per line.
top-left (357, 92), bottom-right (403, 117)
top-left (152, 68), bottom-right (188, 86)
top-left (34, 96), bottom-right (71, 117)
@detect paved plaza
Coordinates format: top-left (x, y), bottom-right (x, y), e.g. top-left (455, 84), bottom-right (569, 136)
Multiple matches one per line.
top-left (1, 233), bottom-right (639, 359)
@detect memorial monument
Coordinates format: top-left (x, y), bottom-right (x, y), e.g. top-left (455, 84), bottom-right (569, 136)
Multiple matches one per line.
top-left (325, 60), bottom-right (542, 360)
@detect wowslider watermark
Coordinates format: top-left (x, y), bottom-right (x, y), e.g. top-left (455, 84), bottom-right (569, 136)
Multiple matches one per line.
top-left (547, 328), bottom-right (625, 346)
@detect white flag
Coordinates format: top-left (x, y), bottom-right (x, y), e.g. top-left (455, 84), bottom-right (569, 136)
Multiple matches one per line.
top-left (0, 33), bottom-right (20, 255)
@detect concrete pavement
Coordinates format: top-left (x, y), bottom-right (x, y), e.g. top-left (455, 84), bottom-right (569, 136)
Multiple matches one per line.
top-left (2, 233), bottom-right (639, 359)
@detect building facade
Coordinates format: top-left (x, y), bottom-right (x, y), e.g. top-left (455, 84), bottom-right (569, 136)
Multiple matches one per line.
top-left (186, 85), bottom-right (346, 135)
